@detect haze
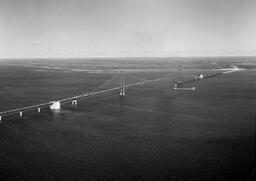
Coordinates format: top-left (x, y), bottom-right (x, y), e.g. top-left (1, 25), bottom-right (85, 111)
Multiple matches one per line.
top-left (0, 0), bottom-right (256, 58)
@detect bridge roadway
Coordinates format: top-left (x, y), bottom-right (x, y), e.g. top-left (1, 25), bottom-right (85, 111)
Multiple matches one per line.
top-left (0, 76), bottom-right (169, 119)
top-left (0, 67), bottom-right (241, 120)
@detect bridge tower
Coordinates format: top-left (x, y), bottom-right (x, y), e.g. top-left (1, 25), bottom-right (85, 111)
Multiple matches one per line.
top-left (174, 65), bottom-right (182, 88)
top-left (178, 65), bottom-right (182, 82)
top-left (120, 72), bottom-right (125, 96)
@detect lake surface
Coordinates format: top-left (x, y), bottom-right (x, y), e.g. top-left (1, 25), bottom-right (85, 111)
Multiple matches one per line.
top-left (0, 57), bottom-right (255, 180)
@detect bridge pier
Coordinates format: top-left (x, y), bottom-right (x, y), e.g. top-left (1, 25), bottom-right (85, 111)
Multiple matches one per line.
top-left (71, 100), bottom-right (77, 106)
top-left (37, 107), bottom-right (41, 113)
top-left (50, 101), bottom-right (61, 110)
top-left (0, 116), bottom-right (2, 123)
top-left (19, 111), bottom-right (23, 117)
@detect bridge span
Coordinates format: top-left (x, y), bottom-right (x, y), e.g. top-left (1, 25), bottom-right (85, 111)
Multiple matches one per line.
top-left (0, 75), bottom-right (169, 122)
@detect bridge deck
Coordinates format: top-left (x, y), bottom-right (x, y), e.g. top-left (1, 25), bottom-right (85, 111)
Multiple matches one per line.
top-left (0, 77), bottom-right (168, 117)
top-left (0, 67), bottom-right (241, 118)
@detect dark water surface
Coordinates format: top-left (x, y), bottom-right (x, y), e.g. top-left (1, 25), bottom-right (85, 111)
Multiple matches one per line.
top-left (0, 58), bottom-right (255, 180)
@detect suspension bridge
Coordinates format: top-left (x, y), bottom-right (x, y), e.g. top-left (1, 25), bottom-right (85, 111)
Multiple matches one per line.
top-left (0, 66), bottom-right (243, 123)
top-left (0, 71), bottom-right (171, 122)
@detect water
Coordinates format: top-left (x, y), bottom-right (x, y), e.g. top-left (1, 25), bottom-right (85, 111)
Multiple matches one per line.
top-left (0, 57), bottom-right (255, 180)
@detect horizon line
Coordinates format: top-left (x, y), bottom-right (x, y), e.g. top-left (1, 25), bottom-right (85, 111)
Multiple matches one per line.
top-left (0, 55), bottom-right (256, 60)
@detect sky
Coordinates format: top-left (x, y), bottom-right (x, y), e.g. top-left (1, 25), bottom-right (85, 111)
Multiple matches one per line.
top-left (0, 0), bottom-right (256, 58)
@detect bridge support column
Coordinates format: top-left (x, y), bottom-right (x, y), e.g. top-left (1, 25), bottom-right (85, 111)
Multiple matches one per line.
top-left (19, 111), bottom-right (23, 117)
top-left (37, 107), bottom-right (41, 113)
top-left (0, 116), bottom-right (2, 123)
top-left (71, 100), bottom-right (77, 106)
top-left (50, 101), bottom-right (61, 110)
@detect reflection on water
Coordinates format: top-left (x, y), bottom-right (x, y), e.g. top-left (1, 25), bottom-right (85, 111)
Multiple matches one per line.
top-left (51, 109), bottom-right (61, 114)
